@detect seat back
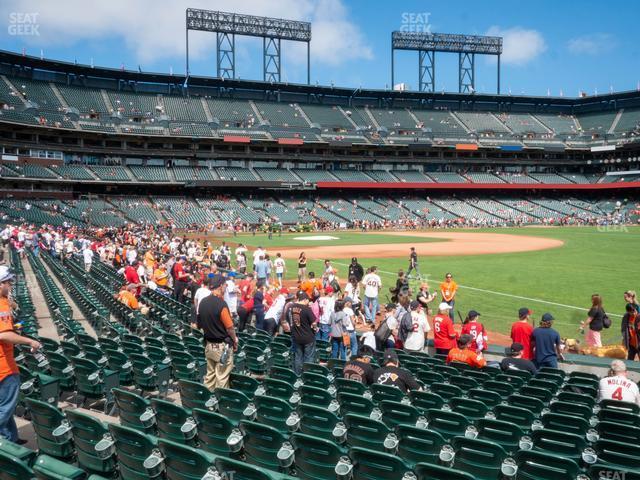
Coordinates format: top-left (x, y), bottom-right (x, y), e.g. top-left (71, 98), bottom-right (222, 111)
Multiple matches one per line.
top-left (290, 433), bottom-right (343, 480)
top-left (192, 408), bottom-right (235, 456)
top-left (158, 439), bottom-right (216, 480)
top-left (108, 423), bottom-right (158, 480)
top-left (239, 420), bottom-right (287, 471)
top-left (66, 409), bottom-right (116, 474)
top-left (297, 403), bottom-right (341, 442)
top-left (394, 424), bottom-right (444, 467)
top-left (113, 388), bottom-right (152, 432)
top-left (343, 414), bottom-right (391, 450)
top-left (25, 398), bottom-right (74, 459)
top-left (425, 408), bottom-right (468, 440)
top-left (450, 436), bottom-right (508, 480)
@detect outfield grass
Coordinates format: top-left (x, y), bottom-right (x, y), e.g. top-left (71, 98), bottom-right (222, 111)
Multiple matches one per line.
top-left (238, 226), bottom-right (638, 343)
top-left (228, 231), bottom-right (442, 248)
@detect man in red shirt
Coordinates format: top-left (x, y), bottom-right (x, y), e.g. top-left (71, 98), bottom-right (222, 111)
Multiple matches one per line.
top-left (124, 260), bottom-right (140, 285)
top-left (433, 302), bottom-right (457, 355)
top-left (511, 307), bottom-right (534, 360)
top-left (172, 257), bottom-right (189, 303)
top-left (238, 273), bottom-right (255, 303)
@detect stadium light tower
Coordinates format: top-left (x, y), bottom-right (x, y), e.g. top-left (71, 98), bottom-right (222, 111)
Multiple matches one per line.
top-left (185, 9), bottom-right (312, 84)
top-left (391, 31), bottom-right (503, 94)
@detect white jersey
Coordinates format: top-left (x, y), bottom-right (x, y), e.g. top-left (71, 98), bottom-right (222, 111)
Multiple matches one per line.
top-left (598, 376), bottom-right (640, 405)
top-left (344, 282), bottom-right (361, 304)
top-left (361, 331), bottom-right (376, 350)
top-left (403, 312), bottom-right (431, 351)
top-left (223, 280), bottom-right (238, 314)
top-left (318, 296), bottom-right (335, 325)
top-left (265, 294), bottom-right (286, 321)
top-left (362, 273), bottom-right (381, 298)
top-left (274, 258), bottom-right (286, 274)
top-left (193, 287), bottom-right (211, 314)
top-left (82, 248), bottom-right (94, 264)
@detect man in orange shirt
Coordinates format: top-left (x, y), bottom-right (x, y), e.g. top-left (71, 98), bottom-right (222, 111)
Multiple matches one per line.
top-left (446, 334), bottom-right (487, 369)
top-left (0, 266), bottom-right (41, 442)
top-left (439, 273), bottom-right (458, 309)
top-left (117, 284), bottom-right (139, 310)
top-left (300, 272), bottom-right (322, 301)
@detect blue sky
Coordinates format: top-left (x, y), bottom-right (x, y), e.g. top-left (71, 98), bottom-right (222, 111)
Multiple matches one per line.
top-left (1, 0), bottom-right (638, 97)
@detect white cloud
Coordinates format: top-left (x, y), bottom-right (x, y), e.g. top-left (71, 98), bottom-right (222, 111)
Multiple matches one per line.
top-left (0, 0), bottom-right (372, 68)
top-left (486, 26), bottom-right (547, 65)
top-left (567, 33), bottom-right (615, 55)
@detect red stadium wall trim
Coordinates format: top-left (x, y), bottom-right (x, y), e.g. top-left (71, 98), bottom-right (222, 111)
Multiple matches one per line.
top-left (315, 181), bottom-right (640, 190)
top-left (223, 135), bottom-right (251, 143)
top-left (277, 138), bottom-right (304, 145)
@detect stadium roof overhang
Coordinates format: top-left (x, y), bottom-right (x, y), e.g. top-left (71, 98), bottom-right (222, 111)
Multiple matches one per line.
top-left (2, 49), bottom-right (640, 112)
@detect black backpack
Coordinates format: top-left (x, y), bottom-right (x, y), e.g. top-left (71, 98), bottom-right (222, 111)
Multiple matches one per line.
top-left (374, 319), bottom-right (392, 350)
top-left (603, 312), bottom-right (611, 329)
top-left (398, 307), bottom-right (413, 343)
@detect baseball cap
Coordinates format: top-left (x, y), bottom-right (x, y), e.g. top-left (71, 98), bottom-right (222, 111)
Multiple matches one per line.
top-left (509, 342), bottom-right (524, 355)
top-left (296, 290), bottom-right (309, 301)
top-left (467, 310), bottom-right (480, 319)
top-left (410, 300), bottom-right (421, 310)
top-left (518, 307), bottom-right (532, 318)
top-left (385, 303), bottom-right (396, 311)
top-left (438, 302), bottom-right (452, 311)
top-left (610, 359), bottom-right (627, 373)
top-left (279, 287), bottom-right (289, 295)
top-left (0, 266), bottom-right (15, 283)
top-left (343, 296), bottom-right (353, 304)
top-left (458, 334), bottom-right (473, 346)
top-left (325, 286), bottom-right (334, 294)
top-left (382, 350), bottom-right (399, 365)
top-left (227, 271), bottom-right (237, 278)
top-left (541, 313), bottom-right (555, 323)
top-left (208, 275), bottom-right (226, 289)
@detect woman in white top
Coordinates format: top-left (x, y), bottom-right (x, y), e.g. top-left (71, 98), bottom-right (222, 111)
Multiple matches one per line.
top-left (344, 276), bottom-right (363, 324)
top-left (343, 297), bottom-right (358, 358)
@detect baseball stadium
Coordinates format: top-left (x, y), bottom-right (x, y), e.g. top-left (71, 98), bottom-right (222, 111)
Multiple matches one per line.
top-left (0, 3), bottom-right (639, 480)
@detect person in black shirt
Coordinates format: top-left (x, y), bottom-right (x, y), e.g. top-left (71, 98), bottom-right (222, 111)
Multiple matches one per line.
top-left (343, 347), bottom-right (376, 385)
top-left (288, 291), bottom-right (317, 375)
top-left (582, 294), bottom-right (606, 348)
top-left (196, 275), bottom-right (238, 391)
top-left (373, 350), bottom-right (421, 393)
top-left (348, 257), bottom-right (364, 283)
top-left (500, 342), bottom-right (537, 375)
top-left (407, 247), bottom-right (421, 280)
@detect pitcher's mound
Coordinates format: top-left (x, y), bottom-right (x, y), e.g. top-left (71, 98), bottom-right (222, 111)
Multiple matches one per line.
top-left (293, 235), bottom-right (339, 241)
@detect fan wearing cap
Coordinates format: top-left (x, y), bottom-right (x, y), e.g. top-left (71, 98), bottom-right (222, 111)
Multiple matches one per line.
top-left (263, 287), bottom-right (289, 336)
top-left (0, 266), bottom-right (41, 442)
top-left (403, 300), bottom-right (431, 352)
top-left (598, 360), bottom-right (640, 405)
top-left (500, 342), bottom-right (537, 375)
top-left (373, 350), bottom-right (421, 394)
top-left (531, 313), bottom-right (564, 369)
top-left (196, 274), bottom-right (238, 391)
top-left (343, 346), bottom-right (375, 385)
top-left (446, 334), bottom-right (487, 368)
top-left (461, 310), bottom-right (488, 354)
top-left (433, 302), bottom-right (457, 355)
top-left (511, 308), bottom-right (534, 360)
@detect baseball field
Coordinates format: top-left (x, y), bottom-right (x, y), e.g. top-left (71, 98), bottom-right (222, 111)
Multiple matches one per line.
top-left (221, 225), bottom-right (638, 345)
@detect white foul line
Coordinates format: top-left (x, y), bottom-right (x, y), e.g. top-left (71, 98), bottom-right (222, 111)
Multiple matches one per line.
top-left (322, 259), bottom-right (622, 319)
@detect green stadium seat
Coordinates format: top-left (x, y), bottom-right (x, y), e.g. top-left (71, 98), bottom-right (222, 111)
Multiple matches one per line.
top-left (591, 439), bottom-right (640, 472)
top-left (597, 407), bottom-right (640, 428)
top-left (157, 438), bottom-right (216, 480)
top-left (348, 447), bottom-right (413, 480)
top-left (416, 370), bottom-right (446, 386)
top-left (337, 392), bottom-right (374, 417)
top-left (549, 400), bottom-right (593, 421)
top-left (0, 449), bottom-right (35, 480)
top-left (512, 449), bottom-right (581, 480)
top-left (429, 382), bottom-right (464, 401)
top-left (448, 375), bottom-right (477, 391)
top-left (530, 428), bottom-right (587, 463)
top-left (214, 388), bottom-right (252, 423)
top-left (104, 349), bottom-right (134, 386)
top-left (269, 367), bottom-right (298, 385)
top-left (450, 436), bottom-right (509, 480)
top-left (107, 423), bottom-right (159, 480)
top-left (413, 461), bottom-right (475, 480)
top-left (301, 371), bottom-right (332, 390)
top-left (391, 424), bottom-right (444, 467)
top-left (289, 432), bottom-right (344, 480)
top-left (112, 388), bottom-right (155, 433)
top-left (474, 418), bottom-right (524, 454)
top-left (253, 395), bottom-right (295, 433)
top-left (425, 408), bottom-right (468, 440)
top-left (377, 400), bottom-right (422, 429)
top-left (262, 378), bottom-right (296, 401)
top-left (238, 420), bottom-right (288, 471)
top-left (0, 439), bottom-right (37, 465)
top-left (342, 414), bottom-right (391, 450)
top-left (556, 391), bottom-right (596, 408)
top-left (493, 404), bottom-right (535, 430)
top-left (178, 379), bottom-right (217, 412)
top-left (229, 373), bottom-right (260, 398)
top-left (299, 385), bottom-right (333, 408)
top-left (192, 408), bottom-right (236, 456)
top-left (507, 394), bottom-right (545, 415)
top-left (149, 398), bottom-right (197, 445)
top-left (541, 412), bottom-right (589, 436)
top-left (334, 378), bottom-right (367, 396)
top-left (65, 409), bottom-right (117, 475)
top-left (449, 397), bottom-right (489, 420)
top-left (408, 390), bottom-right (445, 413)
top-left (599, 399), bottom-right (640, 414)
top-left (519, 386), bottom-right (554, 404)
top-left (24, 398), bottom-right (74, 459)
top-left (483, 379), bottom-right (516, 397)
top-left (297, 403), bottom-right (341, 441)
top-left (215, 455), bottom-right (293, 480)
top-left (467, 388), bottom-right (502, 408)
